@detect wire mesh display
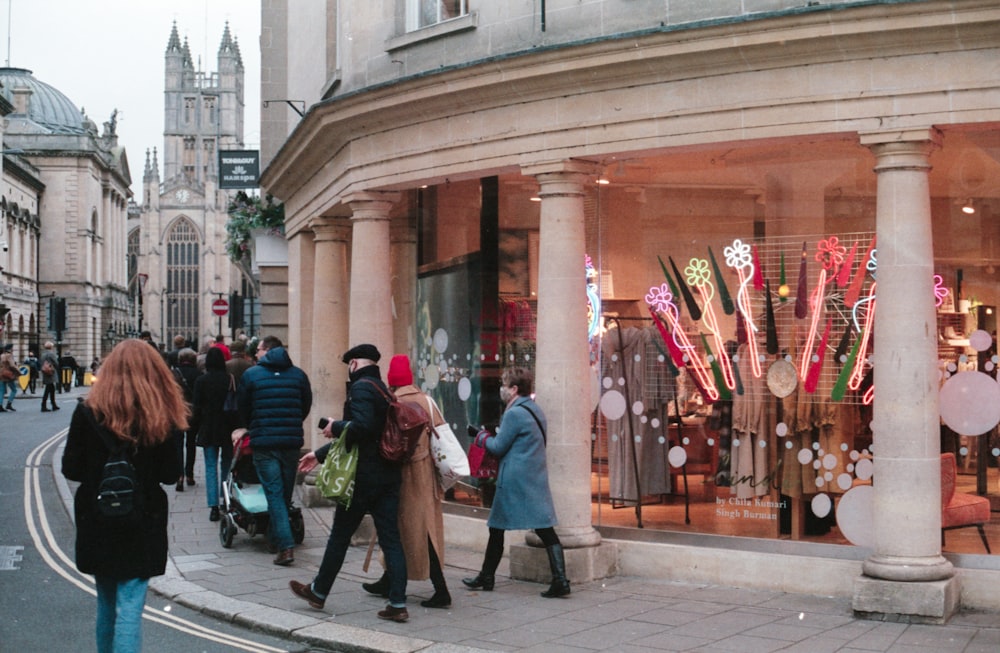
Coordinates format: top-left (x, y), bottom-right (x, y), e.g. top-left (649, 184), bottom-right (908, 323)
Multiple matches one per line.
top-left (636, 231), bottom-right (878, 407)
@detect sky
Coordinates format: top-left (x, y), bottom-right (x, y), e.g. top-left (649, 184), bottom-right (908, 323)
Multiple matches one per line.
top-left (2, 0), bottom-right (261, 202)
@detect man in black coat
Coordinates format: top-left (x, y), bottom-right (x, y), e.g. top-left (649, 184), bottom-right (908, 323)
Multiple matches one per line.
top-left (289, 343), bottom-right (410, 622)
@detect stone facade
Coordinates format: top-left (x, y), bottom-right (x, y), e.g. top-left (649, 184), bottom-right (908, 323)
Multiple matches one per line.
top-left (136, 23), bottom-right (255, 349)
top-left (258, 0), bottom-right (1000, 619)
top-left (0, 67), bottom-right (131, 362)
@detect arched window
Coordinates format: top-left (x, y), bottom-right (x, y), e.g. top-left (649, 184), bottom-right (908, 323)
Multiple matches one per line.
top-left (127, 228), bottom-right (140, 287)
top-left (166, 218), bottom-right (200, 342)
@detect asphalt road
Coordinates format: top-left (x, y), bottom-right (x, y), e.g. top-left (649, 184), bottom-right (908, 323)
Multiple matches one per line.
top-left (0, 388), bottom-right (331, 653)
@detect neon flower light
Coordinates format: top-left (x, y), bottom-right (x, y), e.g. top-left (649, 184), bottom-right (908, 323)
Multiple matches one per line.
top-left (849, 281), bottom-right (876, 393)
top-left (933, 275), bottom-right (949, 308)
top-left (845, 239), bottom-right (875, 311)
top-left (585, 255), bottom-right (601, 340)
top-left (645, 284), bottom-right (720, 401)
top-left (723, 239), bottom-right (762, 378)
top-left (685, 257), bottom-right (736, 390)
top-left (798, 237), bottom-right (846, 382)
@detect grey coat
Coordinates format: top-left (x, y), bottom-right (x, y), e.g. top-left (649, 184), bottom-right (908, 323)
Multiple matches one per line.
top-left (484, 396), bottom-right (557, 530)
top-left (40, 350), bottom-right (59, 384)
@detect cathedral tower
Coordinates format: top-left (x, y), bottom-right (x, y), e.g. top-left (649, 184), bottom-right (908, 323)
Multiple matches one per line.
top-left (133, 23), bottom-right (246, 346)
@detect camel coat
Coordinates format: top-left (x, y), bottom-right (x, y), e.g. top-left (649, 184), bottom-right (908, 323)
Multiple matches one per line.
top-left (393, 384), bottom-right (446, 580)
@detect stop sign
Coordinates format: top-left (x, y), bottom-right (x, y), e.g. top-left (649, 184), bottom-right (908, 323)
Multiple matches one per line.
top-left (212, 298), bottom-right (229, 316)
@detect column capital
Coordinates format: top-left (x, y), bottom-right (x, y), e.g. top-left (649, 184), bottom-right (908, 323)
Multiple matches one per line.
top-left (860, 128), bottom-right (942, 172)
top-left (342, 190), bottom-right (400, 211)
top-left (859, 127), bottom-right (942, 148)
top-left (521, 158), bottom-right (602, 180)
top-left (308, 216), bottom-right (351, 242)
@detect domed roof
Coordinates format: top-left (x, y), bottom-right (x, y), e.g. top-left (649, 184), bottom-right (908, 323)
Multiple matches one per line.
top-left (0, 67), bottom-right (89, 135)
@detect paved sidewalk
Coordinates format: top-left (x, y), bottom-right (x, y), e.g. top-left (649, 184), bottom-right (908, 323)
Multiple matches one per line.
top-left (55, 428), bottom-right (1000, 653)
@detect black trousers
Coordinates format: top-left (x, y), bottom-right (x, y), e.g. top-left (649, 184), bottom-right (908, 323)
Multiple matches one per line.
top-left (481, 526), bottom-right (560, 576)
top-left (41, 382), bottom-right (57, 409)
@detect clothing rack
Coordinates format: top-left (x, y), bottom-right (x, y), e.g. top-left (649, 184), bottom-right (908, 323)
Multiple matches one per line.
top-left (606, 316), bottom-right (645, 528)
top-left (602, 316), bottom-right (693, 527)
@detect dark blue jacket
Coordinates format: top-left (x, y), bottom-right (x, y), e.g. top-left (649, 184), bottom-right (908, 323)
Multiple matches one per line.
top-left (238, 346), bottom-right (312, 450)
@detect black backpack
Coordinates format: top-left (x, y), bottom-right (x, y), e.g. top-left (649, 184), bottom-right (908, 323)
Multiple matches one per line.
top-left (95, 427), bottom-right (143, 521)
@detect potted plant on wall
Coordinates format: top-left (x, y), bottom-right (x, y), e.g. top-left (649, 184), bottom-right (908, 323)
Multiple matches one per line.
top-left (225, 191), bottom-right (286, 289)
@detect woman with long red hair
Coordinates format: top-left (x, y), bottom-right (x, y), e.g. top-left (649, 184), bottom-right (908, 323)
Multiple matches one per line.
top-left (62, 339), bottom-right (189, 653)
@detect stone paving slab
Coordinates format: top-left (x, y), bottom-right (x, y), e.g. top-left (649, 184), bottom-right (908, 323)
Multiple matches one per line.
top-left (47, 425), bottom-right (1000, 653)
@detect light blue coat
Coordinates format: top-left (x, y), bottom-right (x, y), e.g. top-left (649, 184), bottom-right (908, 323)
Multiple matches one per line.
top-left (484, 396), bottom-right (558, 530)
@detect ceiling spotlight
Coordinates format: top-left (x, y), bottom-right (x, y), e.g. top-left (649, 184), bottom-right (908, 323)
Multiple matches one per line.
top-left (961, 199), bottom-right (975, 215)
top-left (596, 178), bottom-right (610, 185)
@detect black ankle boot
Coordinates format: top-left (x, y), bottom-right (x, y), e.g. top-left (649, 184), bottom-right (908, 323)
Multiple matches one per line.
top-left (540, 544), bottom-right (571, 598)
top-left (362, 574), bottom-right (390, 598)
top-left (420, 590), bottom-right (452, 608)
top-left (461, 573), bottom-right (494, 591)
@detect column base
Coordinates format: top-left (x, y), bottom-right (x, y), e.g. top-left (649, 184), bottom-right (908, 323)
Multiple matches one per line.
top-left (509, 541), bottom-right (618, 584)
top-left (852, 575), bottom-right (961, 624)
top-left (299, 481), bottom-right (334, 508)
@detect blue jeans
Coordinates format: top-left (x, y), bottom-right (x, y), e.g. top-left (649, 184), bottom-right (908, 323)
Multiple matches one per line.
top-left (95, 576), bottom-right (148, 653)
top-left (203, 445), bottom-right (234, 508)
top-left (252, 448), bottom-right (299, 551)
top-left (1, 380), bottom-right (16, 406)
top-left (312, 471), bottom-right (407, 607)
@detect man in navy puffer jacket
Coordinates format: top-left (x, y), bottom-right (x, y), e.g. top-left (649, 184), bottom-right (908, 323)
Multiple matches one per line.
top-left (238, 335), bottom-right (312, 565)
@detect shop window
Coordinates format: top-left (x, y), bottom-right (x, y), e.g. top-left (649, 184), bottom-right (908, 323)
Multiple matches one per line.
top-left (413, 131), bottom-right (1000, 555)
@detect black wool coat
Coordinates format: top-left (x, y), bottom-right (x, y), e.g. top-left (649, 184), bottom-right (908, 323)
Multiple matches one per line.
top-left (62, 404), bottom-right (178, 579)
top-left (192, 369), bottom-right (241, 447)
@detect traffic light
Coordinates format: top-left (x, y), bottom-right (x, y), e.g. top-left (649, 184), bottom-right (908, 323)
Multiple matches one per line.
top-left (228, 292), bottom-right (243, 329)
top-left (48, 297), bottom-right (67, 332)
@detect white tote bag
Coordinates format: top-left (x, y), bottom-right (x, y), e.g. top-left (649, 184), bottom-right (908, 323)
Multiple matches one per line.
top-left (426, 396), bottom-right (470, 489)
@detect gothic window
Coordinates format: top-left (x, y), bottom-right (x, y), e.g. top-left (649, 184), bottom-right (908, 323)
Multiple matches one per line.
top-left (184, 97), bottom-right (196, 124)
top-left (204, 97), bottom-right (216, 125)
top-left (127, 229), bottom-right (139, 291)
top-left (407, 0), bottom-right (466, 31)
top-left (204, 139), bottom-right (215, 177)
top-left (127, 228), bottom-right (140, 334)
top-left (183, 137), bottom-right (197, 181)
top-left (166, 218), bottom-right (200, 343)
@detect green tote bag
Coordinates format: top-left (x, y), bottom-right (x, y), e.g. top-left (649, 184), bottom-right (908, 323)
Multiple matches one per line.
top-left (314, 426), bottom-right (358, 508)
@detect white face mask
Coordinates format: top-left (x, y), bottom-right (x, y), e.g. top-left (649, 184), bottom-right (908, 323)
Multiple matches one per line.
top-left (500, 385), bottom-right (514, 404)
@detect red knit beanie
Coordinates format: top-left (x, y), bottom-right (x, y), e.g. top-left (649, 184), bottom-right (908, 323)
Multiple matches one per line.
top-left (387, 354), bottom-right (413, 387)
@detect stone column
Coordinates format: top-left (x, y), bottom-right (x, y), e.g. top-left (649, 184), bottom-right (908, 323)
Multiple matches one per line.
top-left (390, 212), bottom-right (417, 358)
top-left (345, 191), bottom-right (400, 358)
top-left (308, 216), bottom-right (351, 450)
top-left (853, 129), bottom-right (957, 623)
top-left (509, 160), bottom-right (616, 584)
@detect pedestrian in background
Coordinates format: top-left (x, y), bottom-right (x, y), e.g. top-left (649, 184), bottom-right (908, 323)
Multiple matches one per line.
top-left (61, 339), bottom-right (189, 653)
top-left (463, 367), bottom-right (570, 598)
top-left (290, 343), bottom-right (410, 622)
top-left (59, 348), bottom-right (79, 391)
top-left (39, 341), bottom-right (60, 411)
top-left (225, 339), bottom-right (254, 380)
top-left (171, 348), bottom-right (201, 491)
top-left (0, 344), bottom-right (18, 411)
top-left (238, 335), bottom-right (312, 566)
top-left (362, 353), bottom-right (452, 608)
top-left (192, 347), bottom-right (239, 522)
top-left (24, 349), bottom-right (39, 394)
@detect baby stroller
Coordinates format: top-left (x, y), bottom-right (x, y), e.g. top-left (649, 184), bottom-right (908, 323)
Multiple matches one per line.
top-left (219, 431), bottom-right (305, 548)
